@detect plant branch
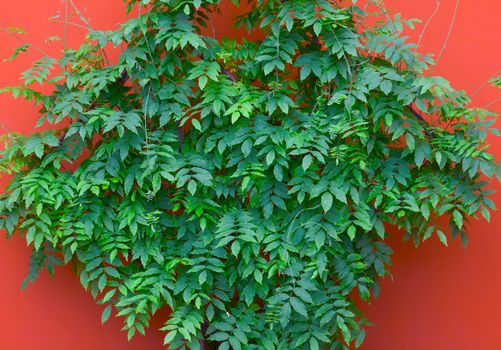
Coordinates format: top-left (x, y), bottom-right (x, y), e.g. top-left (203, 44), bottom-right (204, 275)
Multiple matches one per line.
top-left (407, 105), bottom-right (428, 124)
top-left (483, 97), bottom-right (501, 109)
top-left (63, 0), bottom-right (69, 52)
top-left (49, 19), bottom-right (89, 31)
top-left (68, 0), bottom-right (93, 30)
top-left (471, 68), bottom-right (501, 97)
top-left (0, 26), bottom-right (51, 58)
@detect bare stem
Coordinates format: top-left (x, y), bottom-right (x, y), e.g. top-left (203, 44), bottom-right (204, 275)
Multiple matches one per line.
top-left (471, 68), bottom-right (501, 98)
top-left (49, 19), bottom-right (89, 31)
top-left (0, 121), bottom-right (13, 133)
top-left (414, 0), bottom-right (441, 54)
top-left (64, 0), bottom-right (69, 51)
top-left (436, 0), bottom-right (459, 64)
top-left (483, 97), bottom-right (501, 109)
top-left (68, 0), bottom-right (93, 30)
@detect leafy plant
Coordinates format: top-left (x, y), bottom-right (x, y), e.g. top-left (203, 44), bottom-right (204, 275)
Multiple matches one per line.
top-left (0, 0), bottom-right (499, 349)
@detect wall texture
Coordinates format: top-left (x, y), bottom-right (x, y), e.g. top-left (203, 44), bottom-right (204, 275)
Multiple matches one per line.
top-left (0, 1), bottom-right (499, 349)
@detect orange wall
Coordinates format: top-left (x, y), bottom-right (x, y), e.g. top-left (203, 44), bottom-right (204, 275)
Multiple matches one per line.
top-left (361, 1), bottom-right (501, 349)
top-left (0, 1), bottom-right (500, 349)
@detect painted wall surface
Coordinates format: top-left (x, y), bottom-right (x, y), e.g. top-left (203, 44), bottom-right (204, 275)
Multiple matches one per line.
top-left (0, 1), bottom-right (499, 349)
top-left (361, 1), bottom-right (501, 349)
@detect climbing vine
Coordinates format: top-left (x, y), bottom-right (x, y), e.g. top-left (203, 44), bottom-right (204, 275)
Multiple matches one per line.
top-left (0, 1), bottom-right (499, 349)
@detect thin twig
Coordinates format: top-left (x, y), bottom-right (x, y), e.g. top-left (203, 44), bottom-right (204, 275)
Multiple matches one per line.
top-left (471, 68), bottom-right (501, 97)
top-left (49, 19), bottom-right (88, 31)
top-left (63, 0), bottom-right (69, 52)
top-left (0, 26), bottom-right (52, 58)
top-left (68, 0), bottom-right (93, 30)
top-left (67, 0), bottom-right (110, 66)
top-left (414, 0), bottom-right (441, 54)
top-left (436, 0), bottom-right (459, 64)
top-left (369, 1), bottom-right (392, 26)
top-left (0, 121), bottom-right (13, 133)
top-left (483, 97), bottom-right (501, 109)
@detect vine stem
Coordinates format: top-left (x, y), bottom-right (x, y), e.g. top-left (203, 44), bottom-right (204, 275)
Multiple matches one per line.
top-left (471, 68), bottom-right (501, 98)
top-left (49, 19), bottom-right (88, 30)
top-left (413, 0), bottom-right (441, 54)
top-left (63, 0), bottom-right (69, 52)
top-left (435, 0), bottom-right (460, 64)
top-left (483, 97), bottom-right (501, 109)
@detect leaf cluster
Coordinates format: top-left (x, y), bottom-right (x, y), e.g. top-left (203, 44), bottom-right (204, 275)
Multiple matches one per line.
top-left (0, 0), bottom-right (499, 349)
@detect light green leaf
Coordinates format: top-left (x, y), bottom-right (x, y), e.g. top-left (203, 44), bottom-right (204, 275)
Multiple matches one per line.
top-left (302, 154), bottom-right (313, 171)
top-left (453, 210), bottom-right (463, 229)
top-left (290, 297), bottom-right (307, 317)
top-left (101, 305), bottom-right (112, 324)
top-left (321, 192), bottom-right (333, 212)
top-left (437, 230), bottom-right (448, 247)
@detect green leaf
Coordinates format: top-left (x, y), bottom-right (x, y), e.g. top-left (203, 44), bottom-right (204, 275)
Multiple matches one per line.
top-left (101, 305), bottom-right (112, 324)
top-left (123, 112), bottom-right (141, 133)
top-left (355, 329), bottom-right (366, 348)
top-left (290, 297), bottom-right (307, 317)
top-left (229, 336), bottom-right (241, 350)
top-left (280, 302), bottom-right (292, 327)
top-left (233, 329), bottom-right (248, 344)
top-left (435, 151), bottom-right (443, 166)
top-left (4, 43), bottom-right (30, 62)
top-left (309, 337), bottom-right (319, 350)
top-left (347, 225), bottom-right (356, 240)
top-left (321, 192), bottom-right (333, 212)
top-left (337, 316), bottom-right (351, 343)
top-left (241, 176), bottom-right (251, 191)
top-left (437, 230), bottom-right (448, 247)
top-left (313, 22), bottom-right (322, 36)
top-left (302, 154), bottom-right (313, 171)
top-left (415, 147), bottom-right (425, 167)
top-left (266, 150), bottom-right (276, 165)
top-left (191, 118), bottom-right (202, 131)
top-left (218, 341), bottom-right (230, 350)
top-left (294, 287), bottom-right (313, 303)
top-left (211, 332), bottom-right (230, 342)
top-left (199, 270), bottom-right (207, 285)
top-left (188, 180), bottom-right (197, 195)
top-left (163, 331), bottom-right (177, 345)
top-left (1, 2), bottom-right (498, 349)
top-left (380, 80), bottom-right (392, 95)
top-left (452, 210), bottom-right (463, 229)
top-left (405, 133), bottom-right (415, 151)
top-left (481, 206), bottom-right (491, 222)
